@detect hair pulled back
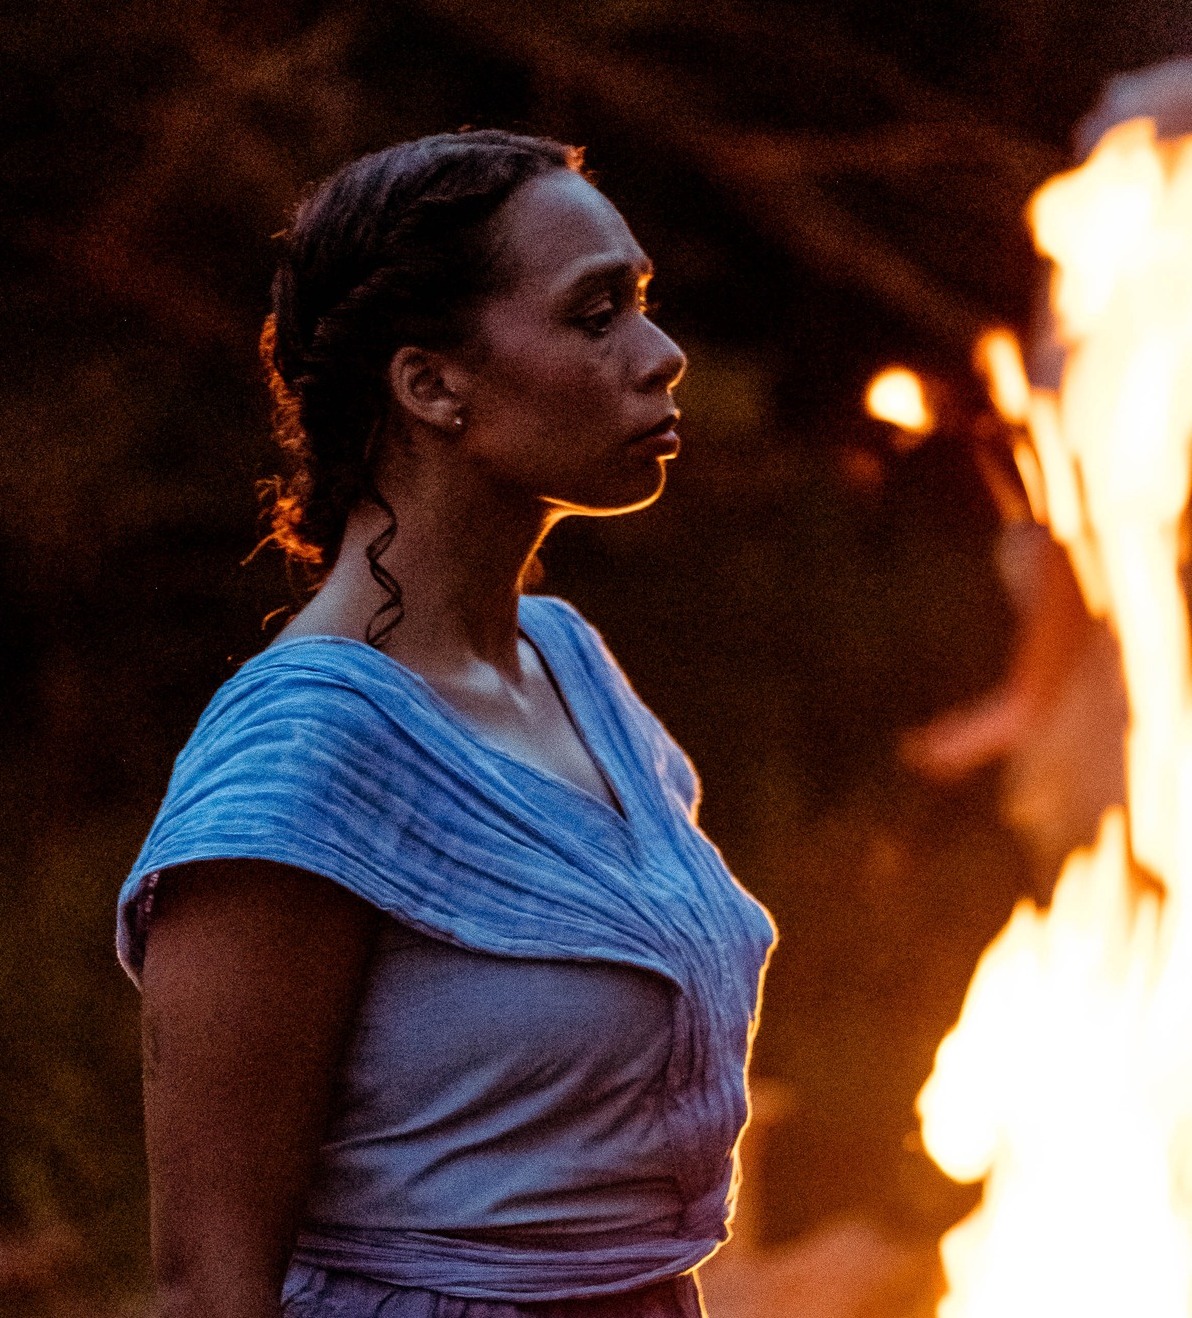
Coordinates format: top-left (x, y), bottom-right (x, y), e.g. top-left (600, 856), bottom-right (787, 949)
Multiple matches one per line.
top-left (259, 129), bottom-right (583, 642)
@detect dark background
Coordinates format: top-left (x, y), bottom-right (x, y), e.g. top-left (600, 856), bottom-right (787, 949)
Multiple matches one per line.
top-left (4, 0), bottom-right (1190, 1304)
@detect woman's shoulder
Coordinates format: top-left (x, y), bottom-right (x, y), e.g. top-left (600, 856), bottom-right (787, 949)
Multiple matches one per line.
top-left (520, 593), bottom-right (648, 717)
top-left (519, 592), bottom-right (626, 678)
top-left (165, 636), bottom-right (447, 809)
top-left (521, 594), bottom-right (661, 715)
top-left (523, 594), bottom-right (703, 820)
top-left (119, 639), bottom-right (440, 980)
top-left (193, 636), bottom-right (418, 735)
top-left (518, 591), bottom-right (597, 641)
top-left (227, 632), bottom-right (408, 694)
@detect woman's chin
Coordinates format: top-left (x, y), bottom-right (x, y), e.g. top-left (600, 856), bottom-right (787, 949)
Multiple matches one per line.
top-left (548, 458), bottom-right (672, 518)
top-left (624, 471), bottom-right (669, 513)
top-left (606, 456), bottom-right (673, 514)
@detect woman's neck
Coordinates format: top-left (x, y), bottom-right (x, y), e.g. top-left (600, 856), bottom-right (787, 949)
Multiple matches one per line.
top-left (280, 466), bottom-right (554, 683)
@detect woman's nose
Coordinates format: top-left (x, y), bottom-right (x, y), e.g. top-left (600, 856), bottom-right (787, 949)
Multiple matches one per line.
top-left (638, 319), bottom-right (687, 393)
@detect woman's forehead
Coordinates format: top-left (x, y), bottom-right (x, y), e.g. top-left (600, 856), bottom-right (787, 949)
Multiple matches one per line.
top-left (495, 170), bottom-right (649, 297)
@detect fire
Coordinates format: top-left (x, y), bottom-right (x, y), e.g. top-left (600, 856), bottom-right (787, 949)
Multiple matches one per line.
top-left (866, 366), bottom-right (934, 440)
top-left (975, 329), bottom-right (1031, 426)
top-left (917, 117), bottom-right (1192, 1317)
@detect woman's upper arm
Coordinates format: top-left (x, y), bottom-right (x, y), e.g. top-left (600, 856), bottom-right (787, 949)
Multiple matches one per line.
top-left (140, 858), bottom-right (381, 1318)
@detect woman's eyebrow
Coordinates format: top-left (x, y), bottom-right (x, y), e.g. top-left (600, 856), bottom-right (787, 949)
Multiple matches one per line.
top-left (565, 257), bottom-right (655, 297)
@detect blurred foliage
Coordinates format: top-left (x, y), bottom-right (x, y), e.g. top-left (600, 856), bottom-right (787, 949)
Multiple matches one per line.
top-left (3, 0), bottom-right (1190, 1302)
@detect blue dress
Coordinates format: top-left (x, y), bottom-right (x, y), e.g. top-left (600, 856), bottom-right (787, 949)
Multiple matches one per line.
top-left (118, 596), bottom-right (776, 1314)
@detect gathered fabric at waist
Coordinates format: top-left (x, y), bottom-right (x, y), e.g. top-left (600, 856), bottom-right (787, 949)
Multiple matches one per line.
top-left (282, 1261), bottom-right (705, 1316)
top-left (289, 1223), bottom-right (717, 1303)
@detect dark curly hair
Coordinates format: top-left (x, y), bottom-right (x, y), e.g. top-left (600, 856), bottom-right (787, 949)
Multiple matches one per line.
top-left (258, 129), bottom-right (584, 644)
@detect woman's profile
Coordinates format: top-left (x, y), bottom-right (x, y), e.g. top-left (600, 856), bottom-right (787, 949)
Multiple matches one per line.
top-left (116, 129), bottom-right (776, 1318)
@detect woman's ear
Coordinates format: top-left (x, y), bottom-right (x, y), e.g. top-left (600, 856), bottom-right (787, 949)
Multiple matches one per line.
top-left (387, 346), bottom-right (469, 433)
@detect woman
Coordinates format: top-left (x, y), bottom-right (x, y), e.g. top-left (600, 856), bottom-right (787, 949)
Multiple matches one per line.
top-left (117, 130), bottom-right (776, 1318)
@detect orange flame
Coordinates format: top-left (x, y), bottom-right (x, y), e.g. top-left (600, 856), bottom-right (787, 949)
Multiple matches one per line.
top-left (975, 329), bottom-right (1031, 426)
top-left (866, 366), bottom-right (934, 443)
top-left (918, 117), bottom-right (1192, 1318)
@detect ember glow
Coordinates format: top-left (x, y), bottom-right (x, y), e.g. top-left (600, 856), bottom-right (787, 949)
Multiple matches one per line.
top-left (866, 366), bottom-right (933, 439)
top-left (917, 117), bottom-right (1192, 1318)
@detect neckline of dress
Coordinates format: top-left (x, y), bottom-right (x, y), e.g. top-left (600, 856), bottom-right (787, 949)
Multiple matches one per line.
top-left (261, 598), bottom-right (631, 829)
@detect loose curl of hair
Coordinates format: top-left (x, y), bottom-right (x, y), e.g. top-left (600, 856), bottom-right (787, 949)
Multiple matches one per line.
top-left (257, 129), bottom-right (584, 645)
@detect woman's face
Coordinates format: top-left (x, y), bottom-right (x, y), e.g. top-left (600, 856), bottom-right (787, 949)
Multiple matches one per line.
top-left (457, 169), bottom-right (687, 517)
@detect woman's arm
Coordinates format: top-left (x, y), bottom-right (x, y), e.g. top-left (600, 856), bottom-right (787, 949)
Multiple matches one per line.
top-left (140, 859), bottom-right (381, 1318)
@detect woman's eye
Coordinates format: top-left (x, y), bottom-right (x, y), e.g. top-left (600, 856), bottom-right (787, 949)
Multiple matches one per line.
top-left (578, 305), bottom-right (616, 336)
top-left (576, 292), bottom-right (658, 337)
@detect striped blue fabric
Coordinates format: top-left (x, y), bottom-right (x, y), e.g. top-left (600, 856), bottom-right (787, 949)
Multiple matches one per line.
top-left (117, 595), bottom-right (776, 1299)
top-left (280, 1263), bottom-right (704, 1315)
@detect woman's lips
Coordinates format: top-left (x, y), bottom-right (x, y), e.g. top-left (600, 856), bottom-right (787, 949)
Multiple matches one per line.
top-left (628, 413), bottom-right (681, 457)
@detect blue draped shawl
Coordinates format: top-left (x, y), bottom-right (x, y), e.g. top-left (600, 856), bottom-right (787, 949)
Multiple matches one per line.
top-left (117, 595), bottom-right (776, 1299)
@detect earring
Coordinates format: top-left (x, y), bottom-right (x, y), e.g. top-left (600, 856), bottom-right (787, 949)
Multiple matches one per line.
top-left (453, 412), bottom-right (466, 431)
